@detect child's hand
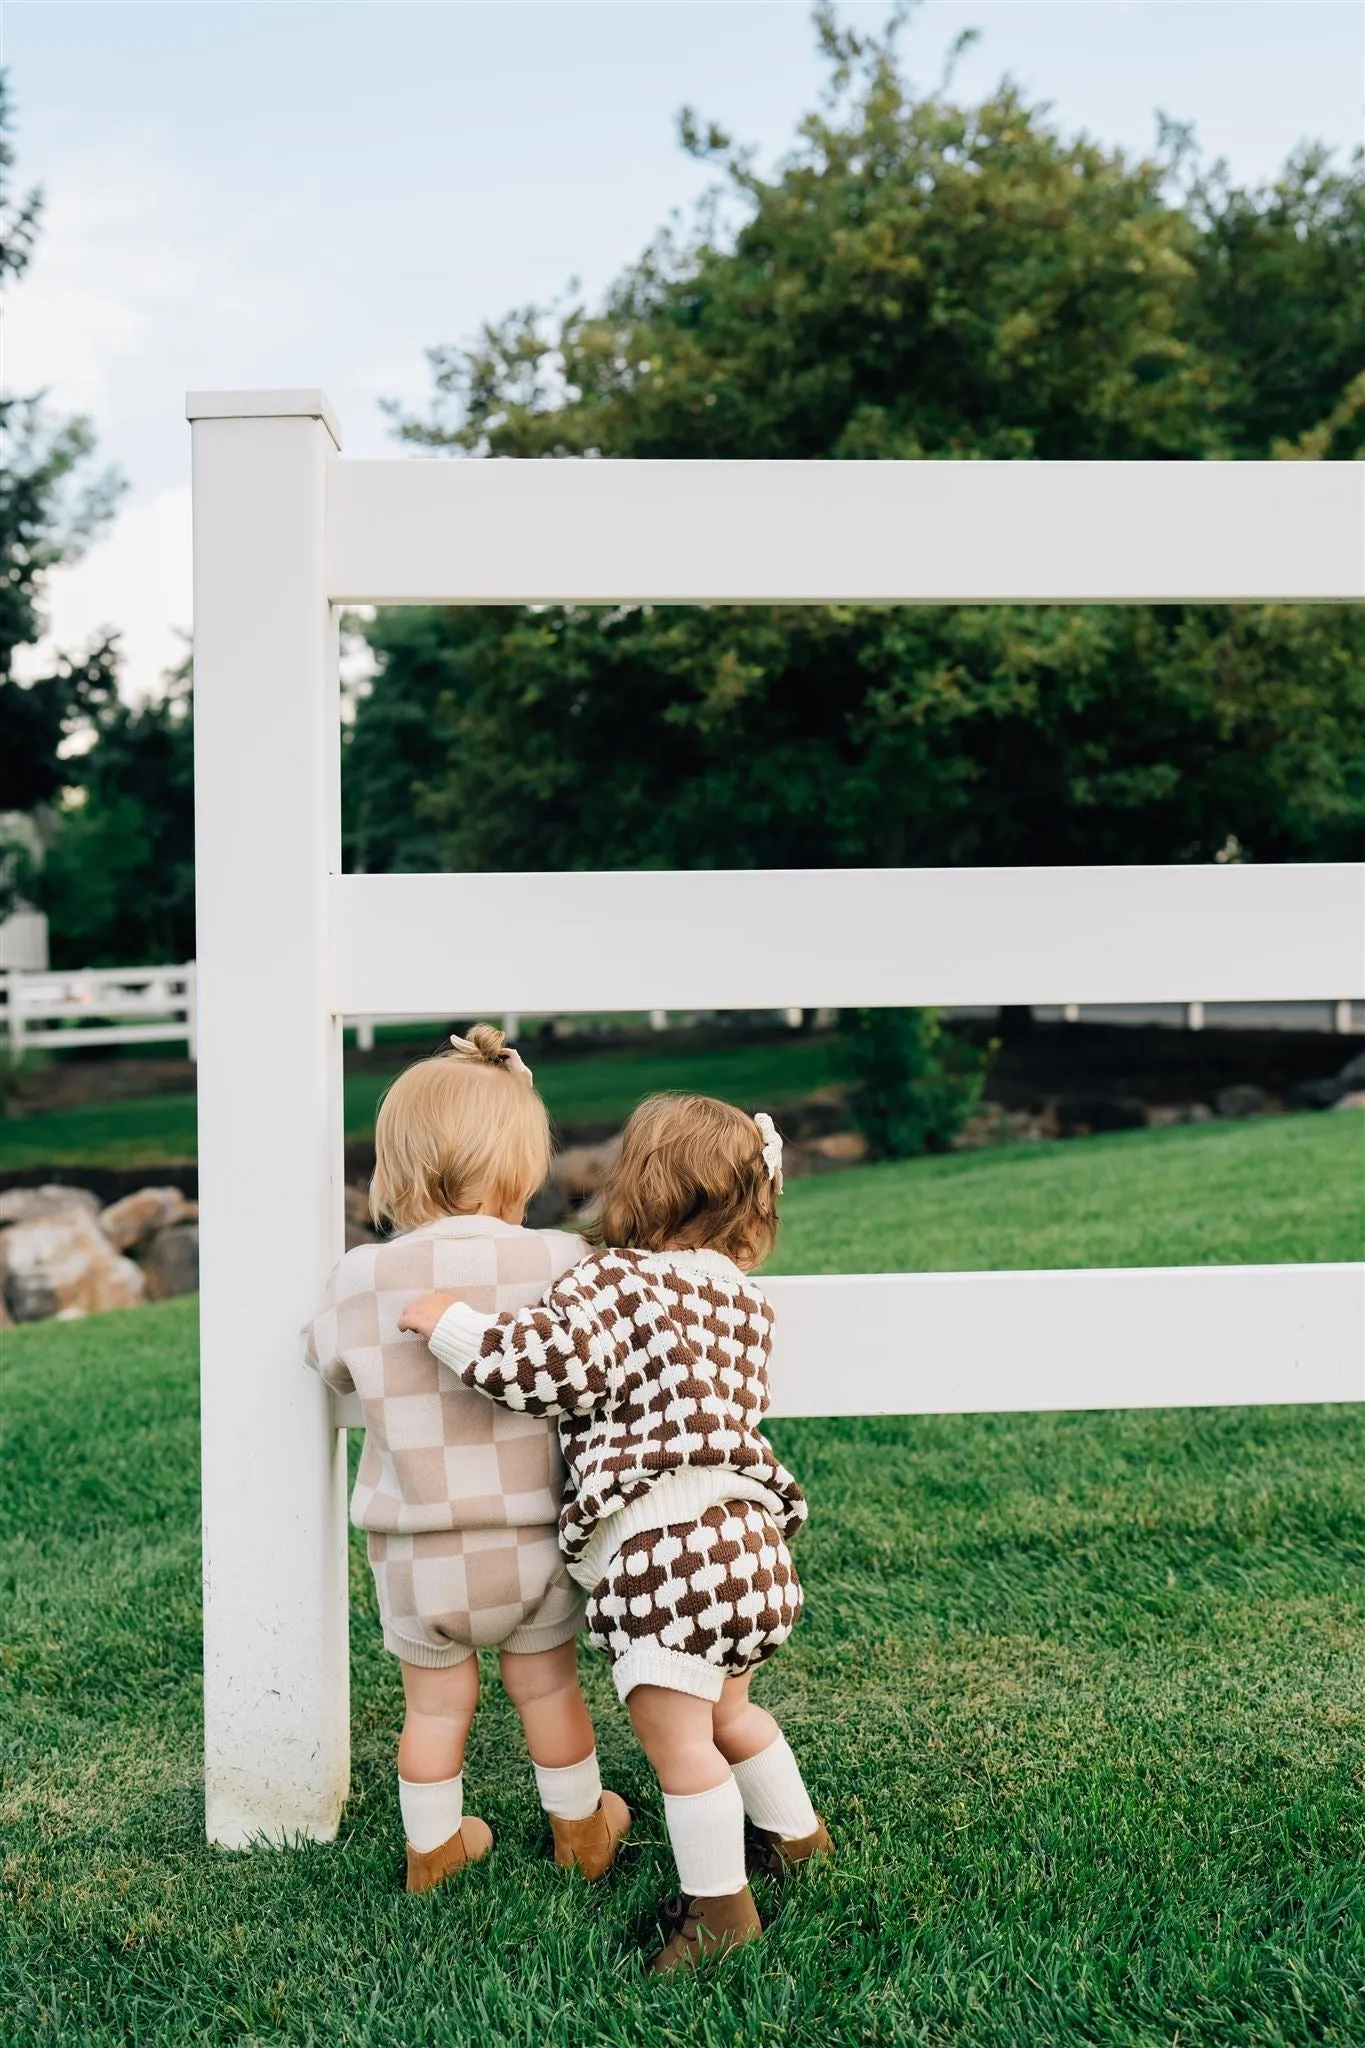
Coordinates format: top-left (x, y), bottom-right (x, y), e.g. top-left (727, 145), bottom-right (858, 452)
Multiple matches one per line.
top-left (398, 1291), bottom-right (460, 1341)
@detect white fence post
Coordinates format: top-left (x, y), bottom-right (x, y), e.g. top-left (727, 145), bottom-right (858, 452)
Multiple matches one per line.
top-left (1186, 1000), bottom-right (1205, 1031)
top-left (188, 391), bottom-right (349, 1848)
top-left (5, 970), bottom-right (24, 1062)
top-left (185, 963), bottom-right (198, 1063)
top-left (1334, 998), bottom-right (1354, 1035)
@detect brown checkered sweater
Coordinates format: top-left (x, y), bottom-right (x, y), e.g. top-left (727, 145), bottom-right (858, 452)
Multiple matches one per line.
top-left (303, 1214), bottom-right (586, 1535)
top-left (428, 1246), bottom-right (807, 1591)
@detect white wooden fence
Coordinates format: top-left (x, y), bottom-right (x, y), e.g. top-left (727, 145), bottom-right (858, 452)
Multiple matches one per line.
top-left (2, 963), bottom-right (197, 1059)
top-left (187, 389), bottom-right (1365, 1853)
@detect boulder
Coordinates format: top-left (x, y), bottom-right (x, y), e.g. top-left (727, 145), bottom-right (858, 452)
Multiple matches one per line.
top-left (1335, 1049), bottom-right (1365, 1092)
top-left (552, 1140), bottom-right (621, 1205)
top-left (344, 1185), bottom-right (377, 1249)
top-left (141, 1223), bottom-right (200, 1301)
top-left (99, 1186), bottom-right (196, 1251)
top-left (1215, 1083), bottom-right (1272, 1119)
top-left (1287, 1078), bottom-right (1344, 1112)
top-left (804, 1131), bottom-right (869, 1166)
top-left (1331, 1090), bottom-right (1365, 1112)
top-left (0, 1184), bottom-right (101, 1226)
top-left (1145, 1103), bottom-right (1215, 1128)
top-left (1053, 1094), bottom-right (1146, 1138)
top-left (2, 1207), bottom-right (146, 1322)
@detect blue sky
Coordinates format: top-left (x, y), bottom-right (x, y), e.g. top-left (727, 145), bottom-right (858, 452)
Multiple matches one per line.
top-left (5, 1), bottom-right (1362, 696)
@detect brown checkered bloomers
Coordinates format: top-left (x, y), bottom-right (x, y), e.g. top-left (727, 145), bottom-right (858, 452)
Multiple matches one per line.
top-left (305, 1214), bottom-right (588, 1665)
top-left (585, 1502), bottom-right (803, 1702)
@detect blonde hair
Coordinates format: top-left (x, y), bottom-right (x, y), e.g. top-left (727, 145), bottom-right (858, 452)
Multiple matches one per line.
top-left (595, 1093), bottom-right (780, 1269)
top-left (369, 1024), bottom-right (551, 1233)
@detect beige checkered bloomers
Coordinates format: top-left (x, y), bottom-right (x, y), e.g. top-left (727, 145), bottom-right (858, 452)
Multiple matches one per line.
top-left (305, 1214), bottom-right (589, 1667)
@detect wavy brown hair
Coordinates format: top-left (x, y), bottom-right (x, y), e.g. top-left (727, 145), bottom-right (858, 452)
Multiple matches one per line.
top-left (595, 1093), bottom-right (780, 1269)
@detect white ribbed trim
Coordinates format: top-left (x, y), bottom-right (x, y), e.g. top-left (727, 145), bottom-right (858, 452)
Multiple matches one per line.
top-left (428, 1300), bottom-right (499, 1372)
top-left (646, 1248), bottom-right (745, 1284)
top-left (730, 1733), bottom-right (819, 1838)
top-left (534, 1750), bottom-right (603, 1821)
top-left (399, 1772), bottom-right (464, 1853)
top-left (611, 1644), bottom-right (727, 1703)
top-left (569, 1466), bottom-right (788, 1591)
top-left (664, 1778), bottom-right (748, 1897)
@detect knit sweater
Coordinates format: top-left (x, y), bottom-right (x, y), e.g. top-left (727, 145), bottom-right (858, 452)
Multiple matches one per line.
top-left (427, 1245), bottom-right (807, 1590)
top-left (304, 1213), bottom-right (586, 1535)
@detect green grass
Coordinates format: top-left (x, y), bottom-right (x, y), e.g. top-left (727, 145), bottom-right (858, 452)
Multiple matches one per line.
top-left (3, 1298), bottom-right (1362, 2045)
top-left (0, 1038), bottom-right (843, 1170)
top-left (772, 1112), bottom-right (1365, 1273)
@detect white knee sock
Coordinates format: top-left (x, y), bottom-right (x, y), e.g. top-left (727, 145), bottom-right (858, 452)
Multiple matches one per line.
top-left (663, 1775), bottom-right (747, 1898)
top-left (729, 1733), bottom-right (818, 1838)
top-left (534, 1749), bottom-right (603, 1821)
top-left (399, 1772), bottom-right (464, 1852)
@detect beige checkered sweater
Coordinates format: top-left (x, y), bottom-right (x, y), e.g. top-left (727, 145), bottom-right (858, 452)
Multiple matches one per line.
top-left (428, 1246), bottom-right (807, 1590)
top-left (304, 1215), bottom-right (587, 1535)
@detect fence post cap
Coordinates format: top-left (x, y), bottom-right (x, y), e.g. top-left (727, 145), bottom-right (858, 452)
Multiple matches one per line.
top-left (185, 389), bottom-right (341, 451)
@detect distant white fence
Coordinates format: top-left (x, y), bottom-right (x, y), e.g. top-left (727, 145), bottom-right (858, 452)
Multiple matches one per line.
top-left (2, 963), bottom-right (198, 1060)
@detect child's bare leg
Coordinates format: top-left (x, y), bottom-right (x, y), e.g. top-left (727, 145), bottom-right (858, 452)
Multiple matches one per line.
top-left (629, 1684), bottom-right (748, 1903)
top-left (396, 1657), bottom-right (483, 1860)
top-left (715, 1671), bottom-right (821, 1851)
top-left (502, 1643), bottom-right (629, 1868)
top-left (499, 1641), bottom-right (595, 1768)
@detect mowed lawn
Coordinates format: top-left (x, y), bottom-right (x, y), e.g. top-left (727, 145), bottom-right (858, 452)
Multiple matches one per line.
top-left (3, 1124), bottom-right (1364, 2047)
top-left (0, 1036), bottom-right (845, 1171)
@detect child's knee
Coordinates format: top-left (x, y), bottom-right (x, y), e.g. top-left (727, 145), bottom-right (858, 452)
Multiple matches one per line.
top-left (401, 1656), bottom-right (480, 1722)
top-left (500, 1638), bottom-right (580, 1708)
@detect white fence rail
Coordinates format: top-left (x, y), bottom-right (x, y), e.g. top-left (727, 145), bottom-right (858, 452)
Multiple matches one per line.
top-left (186, 389), bottom-right (1365, 1855)
top-left (3, 963), bottom-right (198, 1059)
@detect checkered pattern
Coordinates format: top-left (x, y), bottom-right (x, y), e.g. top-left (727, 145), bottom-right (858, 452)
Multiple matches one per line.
top-left (584, 1503), bottom-right (803, 1701)
top-left (431, 1246), bottom-right (807, 1582)
top-left (304, 1215), bottom-right (586, 1536)
top-left (368, 1523), bottom-right (585, 1669)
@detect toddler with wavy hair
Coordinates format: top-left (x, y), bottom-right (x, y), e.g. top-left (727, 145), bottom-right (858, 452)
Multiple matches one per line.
top-left (305, 1025), bottom-right (629, 1894)
top-left (400, 1091), bottom-right (830, 1971)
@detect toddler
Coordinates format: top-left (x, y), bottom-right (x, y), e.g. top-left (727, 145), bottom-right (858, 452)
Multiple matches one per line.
top-left (400, 1092), bottom-right (829, 1968)
top-left (305, 1027), bottom-right (629, 1892)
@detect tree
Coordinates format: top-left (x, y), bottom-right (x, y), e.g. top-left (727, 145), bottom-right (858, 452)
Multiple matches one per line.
top-left (0, 71), bottom-right (124, 914)
top-left (352, 12), bottom-right (1365, 884)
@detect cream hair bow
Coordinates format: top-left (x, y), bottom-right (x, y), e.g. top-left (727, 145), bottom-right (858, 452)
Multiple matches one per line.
top-left (753, 1111), bottom-right (784, 1193)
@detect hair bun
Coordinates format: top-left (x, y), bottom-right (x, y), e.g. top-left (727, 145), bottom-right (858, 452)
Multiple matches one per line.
top-left (449, 1024), bottom-right (510, 1065)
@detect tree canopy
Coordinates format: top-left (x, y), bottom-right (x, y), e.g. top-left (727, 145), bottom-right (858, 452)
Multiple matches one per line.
top-left (351, 11), bottom-right (1365, 882)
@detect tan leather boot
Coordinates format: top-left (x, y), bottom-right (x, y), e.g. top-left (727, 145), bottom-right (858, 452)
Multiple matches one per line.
top-left (549, 1789), bottom-right (632, 1879)
top-left (648, 1886), bottom-right (763, 1973)
top-left (405, 1815), bottom-right (494, 1894)
top-left (749, 1815), bottom-right (833, 1882)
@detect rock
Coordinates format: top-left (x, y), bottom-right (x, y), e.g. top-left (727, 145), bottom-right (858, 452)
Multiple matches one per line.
top-left (99, 1186), bottom-right (196, 1251)
top-left (2, 1207), bottom-right (146, 1322)
top-left (1145, 1103), bottom-right (1215, 1129)
top-left (344, 1185), bottom-right (377, 1248)
top-left (1335, 1049), bottom-right (1365, 1091)
top-left (1331, 1090), bottom-right (1365, 1112)
top-left (141, 1223), bottom-right (199, 1300)
top-left (524, 1182), bottom-right (572, 1231)
top-left (1215, 1084), bottom-right (1271, 1119)
top-left (804, 1131), bottom-right (869, 1165)
top-left (1053, 1094), bottom-right (1146, 1138)
top-left (0, 1184), bottom-right (101, 1226)
top-left (552, 1140), bottom-right (621, 1205)
top-left (1286, 1078), bottom-right (1342, 1112)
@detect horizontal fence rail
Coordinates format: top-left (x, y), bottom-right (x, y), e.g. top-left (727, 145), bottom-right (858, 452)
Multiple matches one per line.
top-left (332, 864), bottom-right (1365, 1016)
top-left (326, 457), bottom-right (1365, 606)
top-left (3, 963), bottom-right (196, 1058)
top-left (334, 1264), bottom-right (1365, 1429)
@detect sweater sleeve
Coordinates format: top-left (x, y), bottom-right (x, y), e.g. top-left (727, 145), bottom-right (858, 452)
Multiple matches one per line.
top-left (301, 1283), bottom-right (357, 1398)
top-left (429, 1269), bottom-right (622, 1418)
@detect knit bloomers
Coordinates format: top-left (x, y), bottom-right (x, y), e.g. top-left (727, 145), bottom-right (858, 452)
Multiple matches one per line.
top-left (584, 1501), bottom-right (804, 1703)
top-left (369, 1525), bottom-right (586, 1669)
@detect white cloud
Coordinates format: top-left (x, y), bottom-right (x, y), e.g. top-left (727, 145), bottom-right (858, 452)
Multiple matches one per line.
top-left (12, 486), bottom-right (193, 703)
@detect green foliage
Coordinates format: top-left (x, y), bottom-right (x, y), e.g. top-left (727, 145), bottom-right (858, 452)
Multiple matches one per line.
top-left (4, 1296), bottom-right (1363, 2045)
top-left (33, 656), bottom-right (196, 968)
top-left (0, 75), bottom-right (124, 821)
top-left (838, 1005), bottom-right (990, 1158)
top-left (354, 20), bottom-right (1365, 880)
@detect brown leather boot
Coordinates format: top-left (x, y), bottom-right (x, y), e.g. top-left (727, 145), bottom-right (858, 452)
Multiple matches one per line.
top-left (749, 1816), bottom-right (833, 1882)
top-left (549, 1789), bottom-right (632, 1879)
top-left (648, 1886), bottom-right (763, 1973)
top-left (405, 1816), bottom-right (494, 1894)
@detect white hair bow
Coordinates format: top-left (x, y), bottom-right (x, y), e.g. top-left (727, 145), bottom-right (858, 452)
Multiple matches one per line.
top-left (753, 1111), bottom-right (784, 1193)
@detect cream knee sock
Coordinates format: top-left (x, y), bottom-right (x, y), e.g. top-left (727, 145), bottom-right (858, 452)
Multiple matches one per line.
top-left (534, 1750), bottom-right (603, 1821)
top-left (399, 1772), bottom-right (464, 1853)
top-left (662, 1776), bottom-right (747, 1898)
top-left (729, 1733), bottom-right (818, 1838)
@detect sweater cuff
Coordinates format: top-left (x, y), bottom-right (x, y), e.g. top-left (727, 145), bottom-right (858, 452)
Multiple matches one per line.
top-left (429, 1301), bottom-right (499, 1372)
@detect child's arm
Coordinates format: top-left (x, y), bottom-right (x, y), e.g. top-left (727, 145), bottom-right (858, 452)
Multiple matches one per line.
top-left (400, 1273), bottom-right (620, 1418)
top-left (301, 1301), bottom-right (356, 1396)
